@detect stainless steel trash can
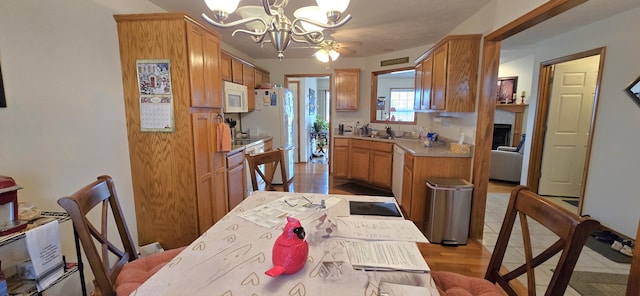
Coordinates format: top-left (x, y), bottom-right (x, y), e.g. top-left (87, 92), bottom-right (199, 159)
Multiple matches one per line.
top-left (424, 177), bottom-right (473, 245)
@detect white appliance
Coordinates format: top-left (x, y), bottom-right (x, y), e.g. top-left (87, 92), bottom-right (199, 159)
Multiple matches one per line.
top-left (244, 141), bottom-right (265, 196)
top-left (223, 81), bottom-right (249, 113)
top-left (392, 145), bottom-right (404, 205)
top-left (242, 88), bottom-right (295, 185)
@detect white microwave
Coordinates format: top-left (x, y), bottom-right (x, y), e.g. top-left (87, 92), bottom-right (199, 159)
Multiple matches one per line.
top-left (223, 81), bottom-right (249, 113)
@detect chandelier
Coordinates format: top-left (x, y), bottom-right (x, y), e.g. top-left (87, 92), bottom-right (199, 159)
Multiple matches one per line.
top-left (202, 0), bottom-right (352, 60)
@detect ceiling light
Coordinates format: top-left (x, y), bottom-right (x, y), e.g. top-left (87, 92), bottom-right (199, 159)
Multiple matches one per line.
top-left (315, 49), bottom-right (330, 63)
top-left (202, 0), bottom-right (352, 61)
top-left (328, 49), bottom-right (340, 61)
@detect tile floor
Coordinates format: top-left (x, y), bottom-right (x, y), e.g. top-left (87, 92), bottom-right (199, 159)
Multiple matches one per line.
top-left (482, 192), bottom-right (631, 295)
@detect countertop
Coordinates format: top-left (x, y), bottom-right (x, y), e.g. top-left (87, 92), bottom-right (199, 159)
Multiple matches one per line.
top-left (228, 136), bottom-right (272, 155)
top-left (334, 135), bottom-right (473, 158)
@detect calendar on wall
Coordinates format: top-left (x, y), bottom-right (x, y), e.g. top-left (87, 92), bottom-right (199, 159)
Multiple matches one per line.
top-left (136, 59), bottom-right (175, 132)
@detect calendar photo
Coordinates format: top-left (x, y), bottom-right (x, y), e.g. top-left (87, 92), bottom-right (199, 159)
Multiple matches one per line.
top-left (136, 59), bottom-right (174, 132)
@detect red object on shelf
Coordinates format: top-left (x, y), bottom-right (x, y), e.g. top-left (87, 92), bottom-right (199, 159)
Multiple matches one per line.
top-left (0, 175), bottom-right (27, 236)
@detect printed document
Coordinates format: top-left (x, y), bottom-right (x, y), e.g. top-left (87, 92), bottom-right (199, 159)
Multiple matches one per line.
top-left (342, 240), bottom-right (430, 272)
top-left (335, 218), bottom-right (429, 243)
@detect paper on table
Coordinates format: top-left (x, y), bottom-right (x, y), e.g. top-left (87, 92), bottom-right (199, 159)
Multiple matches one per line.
top-left (379, 282), bottom-right (440, 296)
top-left (334, 218), bottom-right (429, 243)
top-left (24, 221), bottom-right (64, 292)
top-left (342, 240), bottom-right (430, 273)
top-left (237, 197), bottom-right (312, 228)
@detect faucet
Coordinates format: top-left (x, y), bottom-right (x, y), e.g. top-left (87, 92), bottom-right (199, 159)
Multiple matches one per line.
top-left (385, 125), bottom-right (392, 138)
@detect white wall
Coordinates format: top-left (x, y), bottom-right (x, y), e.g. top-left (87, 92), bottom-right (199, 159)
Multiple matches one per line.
top-left (0, 0), bottom-right (164, 289)
top-left (519, 6), bottom-right (640, 236)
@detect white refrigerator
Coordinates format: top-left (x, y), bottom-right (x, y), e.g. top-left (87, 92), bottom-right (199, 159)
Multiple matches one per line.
top-left (242, 88), bottom-right (295, 185)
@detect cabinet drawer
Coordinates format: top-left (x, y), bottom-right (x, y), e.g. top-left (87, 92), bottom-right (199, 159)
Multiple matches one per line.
top-left (226, 150), bottom-right (245, 169)
top-left (334, 138), bottom-right (349, 147)
top-left (352, 139), bottom-right (393, 152)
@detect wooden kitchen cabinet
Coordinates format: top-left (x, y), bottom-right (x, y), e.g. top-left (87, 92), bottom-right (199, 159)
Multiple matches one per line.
top-left (186, 21), bottom-right (222, 108)
top-left (414, 34), bottom-right (480, 112)
top-left (401, 153), bottom-right (414, 215)
top-left (335, 68), bottom-right (360, 111)
top-left (414, 54), bottom-right (433, 111)
top-left (231, 58), bottom-right (243, 84)
top-left (243, 63), bottom-right (255, 111)
top-left (226, 150), bottom-right (246, 210)
top-left (348, 139), bottom-right (393, 189)
top-left (115, 13), bottom-right (227, 249)
top-left (332, 138), bottom-right (349, 177)
top-left (221, 52), bottom-right (232, 81)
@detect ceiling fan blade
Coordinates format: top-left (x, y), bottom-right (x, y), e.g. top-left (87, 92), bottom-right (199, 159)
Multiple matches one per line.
top-left (336, 47), bottom-right (356, 55)
top-left (336, 41), bottom-right (363, 48)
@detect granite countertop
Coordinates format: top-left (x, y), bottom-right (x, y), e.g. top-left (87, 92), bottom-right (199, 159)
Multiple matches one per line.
top-left (334, 135), bottom-right (473, 158)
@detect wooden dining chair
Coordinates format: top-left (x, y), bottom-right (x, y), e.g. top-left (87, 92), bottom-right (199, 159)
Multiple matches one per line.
top-left (432, 185), bottom-right (600, 296)
top-left (246, 148), bottom-right (292, 192)
top-left (627, 219), bottom-right (640, 296)
top-left (58, 175), bottom-right (184, 296)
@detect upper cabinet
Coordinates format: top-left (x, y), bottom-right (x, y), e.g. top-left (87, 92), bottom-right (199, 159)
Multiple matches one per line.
top-left (220, 53), bottom-right (232, 82)
top-left (414, 34), bottom-right (481, 112)
top-left (242, 63), bottom-right (255, 111)
top-left (335, 68), bottom-right (360, 111)
top-left (186, 21), bottom-right (222, 108)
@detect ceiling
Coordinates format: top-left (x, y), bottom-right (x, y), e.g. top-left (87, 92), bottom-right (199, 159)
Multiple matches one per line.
top-left (147, 0), bottom-right (640, 61)
top-left (147, 0), bottom-right (492, 59)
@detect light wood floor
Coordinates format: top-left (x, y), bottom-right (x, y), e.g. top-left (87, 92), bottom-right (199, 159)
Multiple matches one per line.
top-left (293, 161), bottom-right (495, 278)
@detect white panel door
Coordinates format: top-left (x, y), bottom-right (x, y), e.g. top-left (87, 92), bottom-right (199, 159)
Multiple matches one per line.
top-left (539, 55), bottom-right (599, 197)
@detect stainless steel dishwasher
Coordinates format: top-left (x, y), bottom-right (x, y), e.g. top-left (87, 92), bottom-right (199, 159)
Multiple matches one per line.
top-left (392, 145), bottom-right (404, 205)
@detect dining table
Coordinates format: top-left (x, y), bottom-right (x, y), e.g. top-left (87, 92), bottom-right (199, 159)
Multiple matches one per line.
top-left (130, 191), bottom-right (439, 295)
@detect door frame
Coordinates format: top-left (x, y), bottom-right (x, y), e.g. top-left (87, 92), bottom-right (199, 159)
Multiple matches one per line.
top-left (470, 0), bottom-right (588, 239)
top-left (284, 74), bottom-right (333, 164)
top-left (527, 48), bottom-right (606, 213)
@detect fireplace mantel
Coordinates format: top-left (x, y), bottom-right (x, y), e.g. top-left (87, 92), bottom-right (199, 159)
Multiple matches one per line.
top-left (495, 104), bottom-right (528, 147)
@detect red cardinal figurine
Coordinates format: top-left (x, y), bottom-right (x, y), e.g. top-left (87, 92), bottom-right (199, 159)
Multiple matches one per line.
top-left (265, 216), bottom-right (309, 277)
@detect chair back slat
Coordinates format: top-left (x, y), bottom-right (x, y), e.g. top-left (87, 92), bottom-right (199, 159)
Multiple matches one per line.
top-left (485, 185), bottom-right (600, 296)
top-left (58, 175), bottom-right (138, 296)
top-left (246, 148), bottom-right (292, 192)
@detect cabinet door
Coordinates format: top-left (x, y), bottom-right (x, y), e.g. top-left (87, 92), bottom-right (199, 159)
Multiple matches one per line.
top-left (186, 22), bottom-right (207, 107)
top-left (221, 53), bottom-right (232, 81)
top-left (192, 113), bottom-right (216, 232)
top-left (401, 165), bottom-right (413, 215)
top-left (333, 145), bottom-right (349, 177)
top-left (226, 150), bottom-right (245, 205)
top-left (431, 43), bottom-right (448, 110)
top-left (193, 113), bottom-right (228, 232)
top-left (370, 151), bottom-right (392, 188)
top-left (421, 54), bottom-right (433, 110)
top-left (243, 63), bottom-right (255, 111)
top-left (203, 32), bottom-right (222, 108)
top-left (414, 61), bottom-right (423, 110)
top-left (231, 58), bottom-right (243, 84)
top-left (335, 69), bottom-right (360, 111)
top-left (349, 147), bottom-right (370, 182)
top-left (255, 69), bottom-right (263, 87)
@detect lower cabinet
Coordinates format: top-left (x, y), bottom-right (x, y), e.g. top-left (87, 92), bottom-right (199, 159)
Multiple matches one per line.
top-left (348, 139), bottom-right (393, 189)
top-left (226, 150), bottom-right (246, 210)
top-left (332, 138), bottom-right (349, 177)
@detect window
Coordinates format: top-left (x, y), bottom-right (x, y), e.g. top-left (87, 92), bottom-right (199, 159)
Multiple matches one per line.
top-left (389, 88), bottom-right (415, 122)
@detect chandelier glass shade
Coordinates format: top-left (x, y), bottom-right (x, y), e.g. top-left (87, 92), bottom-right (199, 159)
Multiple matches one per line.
top-left (202, 0), bottom-right (352, 60)
top-left (315, 48), bottom-right (340, 63)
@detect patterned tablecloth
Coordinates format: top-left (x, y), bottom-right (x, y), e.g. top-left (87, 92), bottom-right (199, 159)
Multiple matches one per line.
top-left (131, 191), bottom-right (438, 296)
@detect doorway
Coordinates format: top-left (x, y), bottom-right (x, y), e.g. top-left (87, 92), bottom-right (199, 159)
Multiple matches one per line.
top-left (285, 74), bottom-right (332, 166)
top-left (528, 48), bottom-right (605, 213)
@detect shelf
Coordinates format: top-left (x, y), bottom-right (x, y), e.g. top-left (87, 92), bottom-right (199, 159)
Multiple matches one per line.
top-left (7, 265), bottom-right (79, 296)
top-left (495, 104), bottom-right (528, 113)
top-left (0, 212), bottom-right (70, 248)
